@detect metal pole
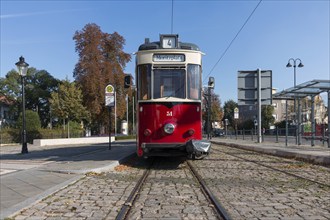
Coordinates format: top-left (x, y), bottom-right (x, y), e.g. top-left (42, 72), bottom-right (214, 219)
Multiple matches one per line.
top-left (21, 75), bottom-right (28, 154)
top-left (235, 121), bottom-right (237, 140)
top-left (311, 95), bottom-right (315, 146)
top-left (298, 98), bottom-right (301, 145)
top-left (115, 92), bottom-right (117, 137)
top-left (207, 87), bottom-right (211, 140)
top-left (285, 99), bottom-right (288, 147)
top-left (126, 94), bottom-right (129, 135)
top-left (293, 62), bottom-right (298, 145)
top-left (109, 107), bottom-right (112, 150)
top-left (257, 69), bottom-right (262, 143)
top-left (328, 91), bottom-right (330, 148)
top-left (132, 95), bottom-right (135, 134)
top-left (67, 119), bottom-right (70, 138)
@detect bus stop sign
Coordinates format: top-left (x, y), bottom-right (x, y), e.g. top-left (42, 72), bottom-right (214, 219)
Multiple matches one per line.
top-left (105, 84), bottom-right (115, 107)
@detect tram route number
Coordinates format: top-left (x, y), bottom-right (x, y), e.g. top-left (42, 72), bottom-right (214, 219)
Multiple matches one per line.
top-left (166, 111), bottom-right (173, 116)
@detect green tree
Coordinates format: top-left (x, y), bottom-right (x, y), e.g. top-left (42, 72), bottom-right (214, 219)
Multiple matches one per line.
top-left (73, 23), bottom-right (131, 134)
top-left (0, 68), bottom-right (59, 127)
top-left (261, 105), bottom-right (275, 129)
top-left (223, 99), bottom-right (238, 128)
top-left (25, 70), bottom-right (59, 127)
top-left (49, 80), bottom-right (90, 127)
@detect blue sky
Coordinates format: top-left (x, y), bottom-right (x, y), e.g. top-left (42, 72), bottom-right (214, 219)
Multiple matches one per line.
top-left (1, 0), bottom-right (329, 105)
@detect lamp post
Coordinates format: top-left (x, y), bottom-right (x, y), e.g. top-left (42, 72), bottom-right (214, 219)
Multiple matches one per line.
top-left (15, 56), bottom-right (29, 154)
top-left (286, 58), bottom-right (304, 144)
top-left (286, 58), bottom-right (304, 88)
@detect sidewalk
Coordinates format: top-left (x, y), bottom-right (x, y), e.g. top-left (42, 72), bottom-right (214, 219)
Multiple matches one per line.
top-left (0, 141), bottom-right (136, 219)
top-left (212, 137), bottom-right (330, 166)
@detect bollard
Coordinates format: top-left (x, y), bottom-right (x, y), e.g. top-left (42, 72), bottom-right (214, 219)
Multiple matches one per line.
top-left (276, 127), bottom-right (279, 143)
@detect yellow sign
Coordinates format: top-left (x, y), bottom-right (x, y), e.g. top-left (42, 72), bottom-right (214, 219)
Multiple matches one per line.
top-left (106, 85), bottom-right (114, 93)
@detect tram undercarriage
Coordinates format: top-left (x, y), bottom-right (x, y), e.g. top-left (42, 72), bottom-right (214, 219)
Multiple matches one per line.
top-left (141, 139), bottom-right (211, 159)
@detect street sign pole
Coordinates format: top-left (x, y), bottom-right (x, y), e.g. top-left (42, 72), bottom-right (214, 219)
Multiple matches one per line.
top-left (105, 84), bottom-right (115, 150)
top-left (257, 69), bottom-right (262, 143)
top-left (234, 107), bottom-right (239, 140)
top-left (109, 107), bottom-right (112, 150)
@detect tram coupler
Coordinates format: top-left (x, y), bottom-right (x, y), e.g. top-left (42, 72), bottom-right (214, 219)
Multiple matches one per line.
top-left (186, 139), bottom-right (211, 159)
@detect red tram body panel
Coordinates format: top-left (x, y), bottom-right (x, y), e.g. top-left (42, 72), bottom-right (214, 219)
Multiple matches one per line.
top-left (137, 102), bottom-right (202, 156)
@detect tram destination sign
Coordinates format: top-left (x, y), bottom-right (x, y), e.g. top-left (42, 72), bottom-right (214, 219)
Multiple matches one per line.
top-left (153, 54), bottom-right (185, 62)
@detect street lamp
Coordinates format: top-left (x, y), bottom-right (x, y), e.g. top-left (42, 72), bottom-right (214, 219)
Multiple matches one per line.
top-left (286, 58), bottom-right (303, 144)
top-left (286, 58), bottom-right (304, 88)
top-left (15, 56), bottom-right (29, 154)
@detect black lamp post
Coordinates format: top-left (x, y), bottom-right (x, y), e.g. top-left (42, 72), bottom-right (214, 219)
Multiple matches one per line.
top-left (15, 56), bottom-right (29, 154)
top-left (286, 58), bottom-right (304, 144)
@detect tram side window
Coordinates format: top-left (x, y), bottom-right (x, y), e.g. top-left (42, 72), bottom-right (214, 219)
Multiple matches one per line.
top-left (187, 64), bottom-right (201, 100)
top-left (154, 69), bottom-right (185, 99)
top-left (138, 64), bottom-right (151, 100)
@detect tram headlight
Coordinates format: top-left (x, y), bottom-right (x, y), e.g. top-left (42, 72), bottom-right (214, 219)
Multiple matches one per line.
top-left (164, 123), bottom-right (175, 134)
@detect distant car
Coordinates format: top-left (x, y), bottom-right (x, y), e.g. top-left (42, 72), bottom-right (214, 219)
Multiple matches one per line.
top-left (213, 128), bottom-right (225, 137)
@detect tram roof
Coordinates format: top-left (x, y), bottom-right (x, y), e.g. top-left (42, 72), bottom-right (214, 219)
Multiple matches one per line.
top-left (138, 41), bottom-right (200, 51)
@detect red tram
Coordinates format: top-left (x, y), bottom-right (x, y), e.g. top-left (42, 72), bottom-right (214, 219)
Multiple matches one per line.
top-left (126, 34), bottom-right (211, 159)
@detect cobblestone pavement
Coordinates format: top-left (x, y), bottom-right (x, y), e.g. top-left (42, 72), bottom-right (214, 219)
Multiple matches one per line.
top-left (192, 143), bottom-right (330, 220)
top-left (125, 158), bottom-right (217, 220)
top-left (10, 144), bottom-right (330, 220)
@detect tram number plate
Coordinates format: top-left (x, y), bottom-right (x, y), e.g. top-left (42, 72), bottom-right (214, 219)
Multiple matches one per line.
top-left (153, 54), bottom-right (185, 62)
top-left (166, 111), bottom-right (173, 116)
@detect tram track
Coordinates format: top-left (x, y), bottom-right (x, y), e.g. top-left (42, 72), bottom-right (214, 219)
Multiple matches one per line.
top-left (212, 144), bottom-right (330, 188)
top-left (113, 157), bottom-right (231, 220)
top-left (115, 159), bottom-right (154, 220)
top-left (187, 160), bottom-right (232, 220)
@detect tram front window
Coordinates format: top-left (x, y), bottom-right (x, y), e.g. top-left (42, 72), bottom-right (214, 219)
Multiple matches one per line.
top-left (138, 64), bottom-right (151, 100)
top-left (187, 64), bottom-right (201, 100)
top-left (153, 69), bottom-right (185, 99)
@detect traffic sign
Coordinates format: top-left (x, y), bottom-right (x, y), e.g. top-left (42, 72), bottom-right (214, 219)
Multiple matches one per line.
top-left (105, 84), bottom-right (115, 107)
top-left (234, 107), bottom-right (239, 119)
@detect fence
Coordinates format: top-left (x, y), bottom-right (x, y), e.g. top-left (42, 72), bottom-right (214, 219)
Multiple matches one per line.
top-left (217, 128), bottom-right (329, 147)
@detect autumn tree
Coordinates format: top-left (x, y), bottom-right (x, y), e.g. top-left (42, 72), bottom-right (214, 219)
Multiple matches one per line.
top-left (73, 23), bottom-right (131, 134)
top-left (202, 90), bottom-right (223, 131)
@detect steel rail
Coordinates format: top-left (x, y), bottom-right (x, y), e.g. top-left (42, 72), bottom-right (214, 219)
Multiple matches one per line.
top-left (187, 161), bottom-right (232, 220)
top-left (212, 147), bottom-right (330, 188)
top-left (115, 160), bottom-right (153, 220)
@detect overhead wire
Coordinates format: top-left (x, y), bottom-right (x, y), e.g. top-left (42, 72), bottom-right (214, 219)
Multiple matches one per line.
top-left (171, 0), bottom-right (174, 34)
top-left (203, 0), bottom-right (263, 83)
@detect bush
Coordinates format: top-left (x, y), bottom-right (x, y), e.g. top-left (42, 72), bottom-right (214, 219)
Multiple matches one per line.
top-left (0, 127), bottom-right (16, 144)
top-left (16, 110), bottom-right (41, 143)
top-left (115, 135), bottom-right (136, 141)
top-left (39, 121), bottom-right (84, 139)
